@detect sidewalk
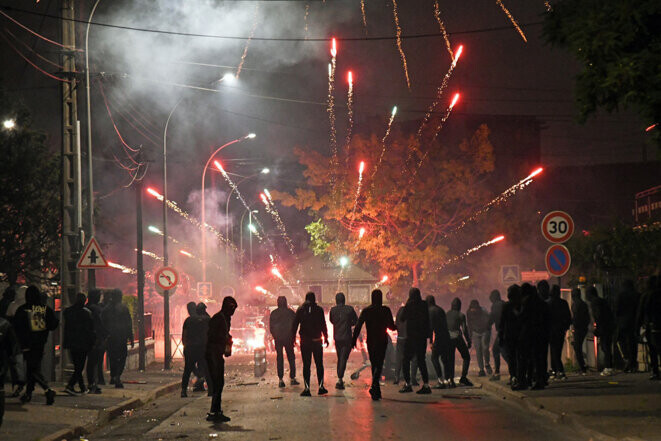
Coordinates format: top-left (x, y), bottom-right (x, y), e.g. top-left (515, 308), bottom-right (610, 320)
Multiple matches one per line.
top-left (1, 362), bottom-right (181, 441)
top-left (477, 371), bottom-right (661, 441)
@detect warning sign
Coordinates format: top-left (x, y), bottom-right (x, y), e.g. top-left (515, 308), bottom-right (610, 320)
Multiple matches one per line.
top-left (77, 237), bottom-right (109, 269)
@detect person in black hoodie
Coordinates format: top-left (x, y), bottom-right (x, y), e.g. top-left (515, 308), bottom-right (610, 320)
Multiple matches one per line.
top-left (63, 293), bottom-right (96, 395)
top-left (330, 292), bottom-right (358, 390)
top-left (206, 296), bottom-right (237, 422)
top-left (570, 288), bottom-right (590, 374)
top-left (0, 316), bottom-right (20, 427)
top-left (519, 283), bottom-right (550, 389)
top-left (182, 302), bottom-right (208, 397)
top-left (352, 289), bottom-right (396, 400)
top-left (467, 299), bottom-right (492, 377)
top-left (292, 292), bottom-right (328, 396)
top-left (489, 290), bottom-right (505, 381)
top-left (13, 285), bottom-right (58, 405)
top-left (447, 297), bottom-right (472, 387)
top-left (269, 296), bottom-right (298, 388)
top-left (101, 289), bottom-right (133, 388)
top-left (193, 302), bottom-right (211, 393)
top-left (499, 285), bottom-right (522, 388)
top-left (615, 279), bottom-right (641, 373)
top-left (398, 288), bottom-right (432, 394)
top-left (86, 289), bottom-right (107, 394)
top-left (426, 295), bottom-right (450, 389)
top-left (547, 285), bottom-right (572, 380)
top-left (587, 286), bottom-right (616, 376)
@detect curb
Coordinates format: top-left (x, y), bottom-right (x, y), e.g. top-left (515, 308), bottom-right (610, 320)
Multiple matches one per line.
top-left (476, 380), bottom-right (645, 441)
top-left (39, 380), bottom-right (181, 441)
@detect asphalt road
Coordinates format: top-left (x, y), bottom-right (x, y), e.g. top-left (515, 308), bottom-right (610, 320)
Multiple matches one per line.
top-left (88, 357), bottom-right (588, 441)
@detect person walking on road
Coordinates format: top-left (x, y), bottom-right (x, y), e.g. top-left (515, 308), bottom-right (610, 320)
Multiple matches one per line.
top-left (206, 296), bottom-right (237, 423)
top-left (63, 293), bottom-right (96, 395)
top-left (467, 299), bottom-right (492, 377)
top-left (499, 285), bottom-right (522, 388)
top-left (102, 289), bottom-right (133, 388)
top-left (489, 290), bottom-right (505, 381)
top-left (426, 295), bottom-right (451, 389)
top-left (182, 302), bottom-right (209, 397)
top-left (352, 289), bottom-right (396, 400)
top-left (292, 292), bottom-right (328, 396)
top-left (615, 279), bottom-right (641, 373)
top-left (13, 286), bottom-right (58, 405)
top-left (86, 289), bottom-right (107, 394)
top-left (330, 292), bottom-right (358, 390)
top-left (447, 297), bottom-right (473, 387)
top-left (547, 285), bottom-right (572, 380)
top-left (570, 288), bottom-right (590, 374)
top-left (587, 286), bottom-right (616, 376)
top-left (269, 296), bottom-right (299, 388)
top-left (0, 316), bottom-right (20, 427)
top-left (399, 288), bottom-right (432, 394)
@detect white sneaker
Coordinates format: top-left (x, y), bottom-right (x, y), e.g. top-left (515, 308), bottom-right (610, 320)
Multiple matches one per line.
top-left (600, 368), bottom-right (613, 376)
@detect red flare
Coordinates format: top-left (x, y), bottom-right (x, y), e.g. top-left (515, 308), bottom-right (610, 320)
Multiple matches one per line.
top-left (146, 187), bottom-right (162, 199)
top-left (449, 92), bottom-right (460, 109)
top-left (454, 45), bottom-right (463, 62)
top-left (527, 167), bottom-right (543, 179)
top-left (491, 235), bottom-right (505, 243)
top-left (359, 161), bottom-right (365, 174)
top-left (348, 71), bottom-right (353, 85)
top-left (646, 123), bottom-right (658, 132)
top-left (213, 160), bottom-right (224, 172)
top-left (330, 37), bottom-right (337, 57)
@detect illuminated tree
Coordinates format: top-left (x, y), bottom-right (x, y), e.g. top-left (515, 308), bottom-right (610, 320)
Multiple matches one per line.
top-left (273, 125), bottom-right (496, 289)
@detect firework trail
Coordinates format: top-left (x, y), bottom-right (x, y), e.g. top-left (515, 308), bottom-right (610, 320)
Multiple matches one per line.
top-left (348, 161), bottom-right (366, 228)
top-left (370, 105), bottom-right (397, 184)
top-left (448, 167), bottom-right (543, 235)
top-left (271, 266), bottom-right (298, 297)
top-left (148, 225), bottom-right (180, 244)
top-left (544, 1), bottom-right (552, 11)
top-left (108, 261), bottom-right (137, 275)
top-left (304, 3), bottom-right (310, 38)
top-left (433, 1), bottom-right (453, 59)
top-left (260, 191), bottom-right (296, 255)
top-left (360, 0), bottom-right (367, 29)
top-left (344, 71), bottom-right (355, 164)
top-left (135, 249), bottom-right (164, 262)
top-left (437, 235), bottom-right (505, 270)
top-left (391, 0), bottom-right (411, 89)
top-left (328, 38), bottom-right (338, 185)
top-left (236, 3), bottom-right (259, 78)
top-left (496, 0), bottom-right (527, 42)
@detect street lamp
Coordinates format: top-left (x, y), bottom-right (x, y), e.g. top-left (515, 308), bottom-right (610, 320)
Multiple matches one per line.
top-left (2, 119), bottom-right (16, 130)
top-left (339, 256), bottom-right (350, 267)
top-left (201, 134), bottom-right (257, 281)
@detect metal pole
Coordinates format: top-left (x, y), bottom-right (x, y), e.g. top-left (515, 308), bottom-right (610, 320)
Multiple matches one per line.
top-left (136, 177), bottom-right (146, 371)
top-left (249, 210), bottom-right (253, 265)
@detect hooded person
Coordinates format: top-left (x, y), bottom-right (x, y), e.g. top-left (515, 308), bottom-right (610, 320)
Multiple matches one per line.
top-left (586, 286), bottom-right (616, 376)
top-left (196, 302), bottom-right (211, 319)
top-left (426, 295), bottom-right (451, 389)
top-left (467, 299), bottom-right (492, 377)
top-left (500, 285), bottom-right (522, 388)
top-left (394, 303), bottom-right (416, 385)
top-left (547, 285), bottom-right (572, 379)
top-left (352, 289), bottom-right (396, 400)
top-left (63, 293), bottom-right (95, 395)
top-left (292, 292), bottom-right (328, 396)
top-left (614, 279), bottom-right (641, 372)
top-left (269, 296), bottom-right (298, 387)
top-left (206, 296), bottom-right (238, 422)
top-left (489, 290), bottom-right (505, 381)
top-left (101, 289), bottom-right (133, 388)
top-left (85, 289), bottom-right (107, 394)
top-left (13, 285), bottom-right (58, 405)
top-left (536, 280), bottom-right (552, 380)
top-left (398, 288), bottom-right (432, 394)
top-left (330, 292), bottom-right (358, 389)
top-left (570, 288), bottom-right (590, 374)
top-left (519, 283), bottom-right (549, 389)
top-left (181, 302), bottom-right (209, 397)
top-left (446, 297), bottom-right (472, 387)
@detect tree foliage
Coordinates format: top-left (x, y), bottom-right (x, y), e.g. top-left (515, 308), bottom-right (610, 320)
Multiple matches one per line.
top-left (543, 0), bottom-right (661, 148)
top-left (0, 90), bottom-right (60, 285)
top-left (273, 125), bottom-right (496, 289)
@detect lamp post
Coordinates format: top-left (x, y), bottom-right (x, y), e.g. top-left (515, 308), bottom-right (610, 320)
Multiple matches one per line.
top-left (201, 134), bottom-right (256, 281)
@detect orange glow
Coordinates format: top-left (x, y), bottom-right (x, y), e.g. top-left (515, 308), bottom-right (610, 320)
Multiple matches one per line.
top-left (491, 235), bottom-right (505, 243)
top-left (380, 275), bottom-right (388, 283)
top-left (454, 45), bottom-right (463, 63)
top-left (348, 71), bottom-right (353, 85)
top-left (527, 167), bottom-right (543, 179)
top-left (646, 123), bottom-right (658, 132)
top-left (359, 227), bottom-right (366, 239)
top-left (330, 37), bottom-right (337, 57)
top-left (213, 160), bottom-right (224, 172)
top-left (449, 92), bottom-right (460, 109)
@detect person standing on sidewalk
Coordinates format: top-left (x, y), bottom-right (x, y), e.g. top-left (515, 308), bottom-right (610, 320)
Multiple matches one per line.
top-left (63, 293), bottom-right (96, 395)
top-left (182, 302), bottom-right (208, 397)
top-left (489, 290), bottom-right (505, 381)
top-left (352, 289), bottom-right (396, 400)
top-left (206, 296), bottom-right (237, 423)
top-left (587, 286), bottom-right (616, 376)
top-left (547, 285), bottom-right (572, 380)
top-left (399, 288), bottom-right (432, 394)
top-left (500, 285), bottom-right (522, 388)
top-left (447, 297), bottom-right (473, 387)
top-left (102, 289), bottom-right (133, 388)
top-left (615, 279), bottom-right (641, 373)
top-left (0, 316), bottom-right (20, 427)
top-left (13, 286), bottom-right (58, 405)
top-left (86, 289), bottom-right (108, 394)
top-left (426, 295), bottom-right (451, 389)
top-left (637, 276), bottom-right (660, 380)
top-left (467, 299), bottom-right (492, 377)
top-left (330, 292), bottom-right (358, 390)
top-left (96, 290), bottom-right (109, 386)
top-left (292, 292), bottom-right (328, 397)
top-left (570, 288), bottom-right (590, 374)
top-left (519, 283), bottom-right (549, 390)
top-left (269, 296), bottom-right (299, 388)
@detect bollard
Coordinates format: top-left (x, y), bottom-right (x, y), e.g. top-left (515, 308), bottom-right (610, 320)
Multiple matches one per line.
top-left (254, 347), bottom-right (267, 377)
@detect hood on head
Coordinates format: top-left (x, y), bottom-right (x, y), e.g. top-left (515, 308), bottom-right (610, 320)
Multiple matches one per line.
top-left (571, 288), bottom-right (581, 301)
top-left (507, 284), bottom-right (522, 304)
top-left (221, 296), bottom-right (238, 316)
top-left (489, 290), bottom-right (501, 302)
top-left (75, 293), bottom-right (87, 307)
top-left (426, 295), bottom-right (436, 306)
top-left (277, 296), bottom-right (288, 308)
top-left (88, 289), bottom-right (101, 305)
top-left (196, 302), bottom-right (207, 314)
top-left (111, 289), bottom-right (123, 304)
top-left (371, 289), bottom-right (383, 306)
top-left (305, 292), bottom-right (316, 304)
top-left (537, 280), bottom-right (550, 299)
top-left (550, 284), bottom-right (561, 299)
top-left (335, 292), bottom-right (345, 305)
top-left (408, 287), bottom-right (422, 303)
top-left (521, 283), bottom-right (537, 299)
top-left (25, 286), bottom-right (41, 306)
top-left (187, 302), bottom-right (197, 316)
top-left (468, 299), bottom-right (480, 310)
top-left (451, 297), bottom-right (461, 311)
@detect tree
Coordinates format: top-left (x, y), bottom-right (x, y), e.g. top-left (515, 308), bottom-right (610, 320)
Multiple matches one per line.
top-left (543, 0), bottom-right (661, 148)
top-left (0, 90), bottom-right (60, 285)
top-left (273, 125), bottom-right (496, 290)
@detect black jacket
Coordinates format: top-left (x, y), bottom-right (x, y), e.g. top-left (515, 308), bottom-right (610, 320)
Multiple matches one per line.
top-left (589, 296), bottom-right (615, 337)
top-left (614, 288), bottom-right (640, 330)
top-left (292, 301), bottom-right (328, 342)
top-left (490, 299), bottom-right (505, 332)
top-left (447, 298), bottom-right (470, 343)
top-left (0, 317), bottom-right (20, 378)
top-left (207, 310), bottom-right (231, 350)
top-left (330, 304), bottom-right (358, 342)
top-left (182, 314), bottom-right (208, 347)
top-left (63, 303), bottom-right (96, 352)
top-left (467, 305), bottom-right (490, 334)
top-left (87, 302), bottom-right (108, 346)
top-left (401, 297), bottom-right (430, 342)
top-left (428, 304), bottom-right (450, 346)
top-left (352, 291), bottom-right (395, 347)
top-left (102, 301), bottom-right (133, 343)
top-left (498, 301), bottom-right (521, 348)
top-left (270, 305), bottom-right (296, 343)
top-left (571, 298), bottom-right (590, 333)
top-left (13, 290), bottom-right (59, 350)
top-left (547, 296), bottom-right (572, 334)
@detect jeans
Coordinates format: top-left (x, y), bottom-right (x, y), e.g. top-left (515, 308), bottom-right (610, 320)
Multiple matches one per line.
top-left (449, 337), bottom-right (470, 379)
top-left (549, 330), bottom-right (566, 374)
top-left (572, 329), bottom-right (587, 372)
top-left (67, 349), bottom-right (88, 389)
top-left (300, 339), bottom-right (324, 388)
top-left (335, 340), bottom-right (351, 381)
top-left (403, 339), bottom-right (428, 384)
top-left (473, 330), bottom-right (491, 371)
top-left (275, 339), bottom-right (296, 380)
top-left (206, 347), bottom-right (225, 413)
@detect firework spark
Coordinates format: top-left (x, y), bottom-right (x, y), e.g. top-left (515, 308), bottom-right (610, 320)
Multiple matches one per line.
top-left (108, 261), bottom-right (137, 275)
top-left (360, 0), bottom-right (367, 29)
top-left (304, 3), bottom-right (310, 37)
top-left (496, 0), bottom-right (527, 42)
top-left (544, 1), bottom-right (552, 11)
top-left (371, 105), bottom-right (398, 184)
top-left (433, 1), bottom-right (453, 59)
top-left (236, 3), bottom-right (259, 78)
top-left (348, 161), bottom-right (366, 228)
top-left (438, 235), bottom-right (505, 269)
top-left (135, 249), bottom-right (164, 262)
top-left (359, 227), bottom-right (366, 239)
top-left (344, 71), bottom-right (355, 163)
top-left (260, 190), bottom-right (296, 255)
top-left (391, 0), bottom-right (411, 89)
top-left (430, 92), bottom-right (460, 142)
top-left (328, 39), bottom-right (338, 185)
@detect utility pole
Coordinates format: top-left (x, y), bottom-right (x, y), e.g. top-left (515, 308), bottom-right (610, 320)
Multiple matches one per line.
top-left (136, 164), bottom-right (146, 371)
top-left (59, 0), bottom-right (81, 380)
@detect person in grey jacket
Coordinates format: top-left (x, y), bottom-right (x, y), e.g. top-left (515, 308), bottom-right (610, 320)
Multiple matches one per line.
top-left (269, 296), bottom-right (299, 387)
top-left (330, 292), bottom-right (358, 389)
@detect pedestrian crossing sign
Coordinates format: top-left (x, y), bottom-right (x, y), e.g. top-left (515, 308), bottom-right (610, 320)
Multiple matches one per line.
top-left (77, 237), bottom-right (109, 269)
top-left (500, 265), bottom-right (520, 285)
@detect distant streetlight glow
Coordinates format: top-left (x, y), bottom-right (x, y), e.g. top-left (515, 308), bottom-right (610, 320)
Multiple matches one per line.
top-left (246, 133), bottom-right (256, 139)
top-left (261, 168), bottom-right (270, 174)
top-left (248, 223), bottom-right (257, 234)
top-left (222, 73), bottom-right (237, 83)
top-left (339, 256), bottom-right (349, 267)
top-left (3, 119), bottom-right (16, 130)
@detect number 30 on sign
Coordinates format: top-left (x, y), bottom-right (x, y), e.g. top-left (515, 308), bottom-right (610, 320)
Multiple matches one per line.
top-left (541, 211), bottom-right (574, 243)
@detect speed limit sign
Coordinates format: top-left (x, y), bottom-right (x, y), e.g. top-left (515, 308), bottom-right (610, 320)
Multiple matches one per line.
top-left (541, 211), bottom-right (574, 243)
